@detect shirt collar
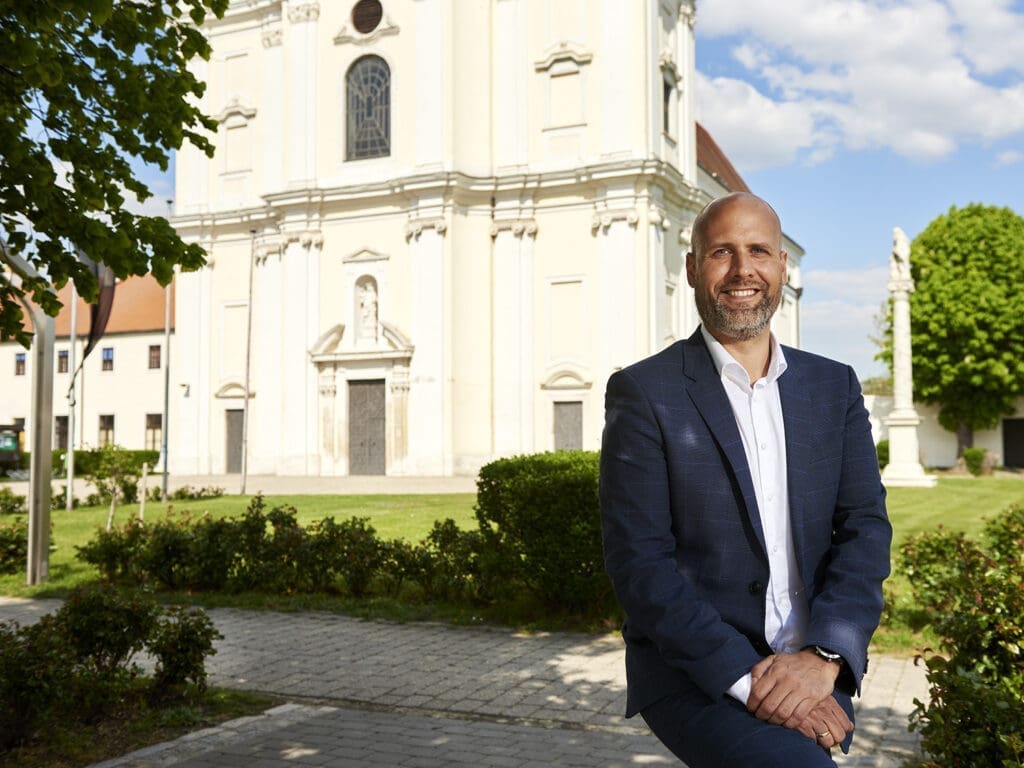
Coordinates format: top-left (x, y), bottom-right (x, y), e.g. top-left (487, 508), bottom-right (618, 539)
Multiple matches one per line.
top-left (700, 325), bottom-right (788, 388)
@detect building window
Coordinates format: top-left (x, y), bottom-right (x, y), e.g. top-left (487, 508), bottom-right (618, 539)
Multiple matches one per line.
top-left (346, 55), bottom-right (390, 160)
top-left (145, 413), bottom-right (162, 452)
top-left (101, 347), bottom-right (114, 371)
top-left (352, 0), bottom-right (383, 34)
top-left (57, 349), bottom-right (69, 373)
top-left (553, 401), bottom-right (583, 451)
top-left (14, 352), bottom-right (26, 376)
top-left (663, 79), bottom-right (672, 134)
top-left (148, 345), bottom-right (162, 370)
top-left (98, 414), bottom-right (114, 447)
top-left (55, 415), bottom-right (69, 451)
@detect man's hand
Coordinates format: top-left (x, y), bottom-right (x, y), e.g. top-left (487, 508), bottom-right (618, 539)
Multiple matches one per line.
top-left (746, 650), bottom-right (840, 727)
top-left (792, 696), bottom-right (854, 750)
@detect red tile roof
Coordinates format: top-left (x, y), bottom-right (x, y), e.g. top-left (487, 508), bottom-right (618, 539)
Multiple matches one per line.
top-left (19, 275), bottom-right (173, 337)
top-left (696, 122), bottom-right (751, 193)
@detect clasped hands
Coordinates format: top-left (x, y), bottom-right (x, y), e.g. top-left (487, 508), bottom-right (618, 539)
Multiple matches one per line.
top-left (745, 650), bottom-right (853, 749)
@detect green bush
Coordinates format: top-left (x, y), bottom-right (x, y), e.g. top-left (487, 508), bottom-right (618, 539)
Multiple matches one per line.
top-left (148, 606), bottom-right (222, 694)
top-left (0, 487), bottom-right (26, 516)
top-left (475, 451), bottom-right (611, 611)
top-left (76, 519), bottom-right (148, 584)
top-left (0, 585), bottom-right (220, 749)
top-left (900, 504), bottom-right (1024, 767)
top-left (962, 446), bottom-right (986, 476)
top-left (0, 615), bottom-right (73, 749)
top-left (875, 438), bottom-right (889, 471)
top-left (56, 583), bottom-right (159, 677)
top-left (0, 517), bottom-right (28, 575)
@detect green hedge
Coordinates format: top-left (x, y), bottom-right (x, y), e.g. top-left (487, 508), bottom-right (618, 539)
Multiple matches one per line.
top-left (900, 504), bottom-right (1024, 767)
top-left (475, 450), bottom-right (611, 611)
top-left (16, 449), bottom-right (160, 476)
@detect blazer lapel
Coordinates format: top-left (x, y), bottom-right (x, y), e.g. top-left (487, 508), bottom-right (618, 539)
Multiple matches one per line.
top-left (778, 355), bottom-right (815, 560)
top-left (681, 330), bottom-right (768, 558)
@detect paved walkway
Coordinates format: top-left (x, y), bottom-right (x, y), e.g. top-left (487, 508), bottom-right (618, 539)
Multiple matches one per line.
top-left (0, 597), bottom-right (927, 767)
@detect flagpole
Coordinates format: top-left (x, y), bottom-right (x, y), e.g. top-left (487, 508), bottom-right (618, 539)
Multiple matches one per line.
top-left (161, 200), bottom-right (173, 502)
top-left (66, 285), bottom-right (77, 511)
top-left (240, 229), bottom-right (256, 495)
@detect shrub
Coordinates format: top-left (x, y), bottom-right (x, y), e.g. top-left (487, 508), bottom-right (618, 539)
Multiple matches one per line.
top-left (55, 583), bottom-right (159, 677)
top-left (0, 616), bottom-right (73, 749)
top-left (148, 606), bottom-right (222, 694)
top-left (901, 504), bottom-right (1024, 767)
top-left (475, 451), bottom-right (612, 611)
top-left (327, 516), bottom-right (383, 597)
top-left (0, 486), bottom-right (26, 516)
top-left (961, 446), bottom-right (986, 476)
top-left (0, 585), bottom-right (220, 749)
top-left (0, 517), bottom-right (28, 575)
top-left (875, 438), bottom-right (889, 471)
top-left (75, 519), bottom-right (147, 584)
top-left (421, 518), bottom-right (482, 602)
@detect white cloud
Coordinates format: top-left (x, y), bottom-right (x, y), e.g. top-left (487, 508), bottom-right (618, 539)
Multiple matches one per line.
top-left (803, 266), bottom-right (890, 305)
top-left (696, 0), bottom-right (1024, 169)
top-left (800, 298), bottom-right (887, 379)
top-left (997, 150), bottom-right (1024, 166)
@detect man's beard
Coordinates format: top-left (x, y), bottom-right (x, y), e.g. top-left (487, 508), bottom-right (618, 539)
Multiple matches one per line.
top-left (696, 284), bottom-right (781, 341)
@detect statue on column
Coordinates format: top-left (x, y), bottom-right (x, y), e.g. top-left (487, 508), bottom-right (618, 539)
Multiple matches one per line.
top-left (882, 225), bottom-right (935, 487)
top-left (890, 227), bottom-right (912, 283)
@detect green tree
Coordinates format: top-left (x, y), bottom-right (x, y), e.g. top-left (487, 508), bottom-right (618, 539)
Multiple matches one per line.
top-left (0, 0), bottom-right (227, 346)
top-left (889, 204), bottom-right (1024, 454)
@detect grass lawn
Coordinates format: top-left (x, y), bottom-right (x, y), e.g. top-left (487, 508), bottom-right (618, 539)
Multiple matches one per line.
top-left (1, 476), bottom-right (1022, 650)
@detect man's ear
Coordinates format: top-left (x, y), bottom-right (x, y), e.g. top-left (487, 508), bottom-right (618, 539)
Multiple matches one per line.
top-left (685, 251), bottom-right (696, 287)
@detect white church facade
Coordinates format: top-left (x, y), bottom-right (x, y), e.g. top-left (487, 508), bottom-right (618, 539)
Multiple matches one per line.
top-left (168, 0), bottom-right (807, 477)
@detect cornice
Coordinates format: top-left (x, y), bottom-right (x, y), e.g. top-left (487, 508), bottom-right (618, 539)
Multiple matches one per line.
top-left (333, 15), bottom-right (400, 46)
top-left (534, 41), bottom-right (593, 72)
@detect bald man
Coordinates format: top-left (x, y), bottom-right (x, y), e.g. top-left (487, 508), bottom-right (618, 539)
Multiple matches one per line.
top-left (600, 193), bottom-right (891, 767)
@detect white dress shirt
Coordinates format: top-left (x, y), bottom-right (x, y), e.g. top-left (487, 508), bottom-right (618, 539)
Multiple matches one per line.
top-left (700, 326), bottom-right (810, 705)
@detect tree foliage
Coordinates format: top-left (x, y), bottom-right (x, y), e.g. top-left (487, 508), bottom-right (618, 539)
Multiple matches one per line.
top-left (891, 204), bottom-right (1024, 439)
top-left (0, 0), bottom-right (227, 346)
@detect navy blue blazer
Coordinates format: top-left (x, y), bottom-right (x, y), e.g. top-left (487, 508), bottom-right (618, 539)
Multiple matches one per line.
top-left (599, 329), bottom-right (892, 747)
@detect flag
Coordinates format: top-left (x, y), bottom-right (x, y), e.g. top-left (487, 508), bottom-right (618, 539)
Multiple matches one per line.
top-left (77, 249), bottom-right (116, 361)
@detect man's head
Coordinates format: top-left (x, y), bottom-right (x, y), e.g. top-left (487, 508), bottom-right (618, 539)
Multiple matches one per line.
top-left (686, 192), bottom-right (788, 344)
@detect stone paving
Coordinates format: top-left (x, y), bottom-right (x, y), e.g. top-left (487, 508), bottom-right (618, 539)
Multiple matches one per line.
top-left (0, 597), bottom-right (927, 767)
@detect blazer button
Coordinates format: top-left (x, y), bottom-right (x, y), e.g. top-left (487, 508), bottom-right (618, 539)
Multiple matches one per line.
top-left (748, 581), bottom-right (764, 595)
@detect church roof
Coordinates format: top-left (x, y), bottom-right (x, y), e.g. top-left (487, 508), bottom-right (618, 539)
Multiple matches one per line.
top-left (696, 122), bottom-right (751, 193)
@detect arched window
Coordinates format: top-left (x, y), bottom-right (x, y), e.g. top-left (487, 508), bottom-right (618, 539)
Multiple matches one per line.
top-left (346, 55), bottom-right (390, 160)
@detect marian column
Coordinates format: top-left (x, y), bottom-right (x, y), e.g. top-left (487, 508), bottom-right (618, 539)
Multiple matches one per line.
top-left (882, 227), bottom-right (936, 487)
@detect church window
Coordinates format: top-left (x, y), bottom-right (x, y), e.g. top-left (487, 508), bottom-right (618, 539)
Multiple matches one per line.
top-left (346, 55), bottom-right (391, 160)
top-left (352, 0), bottom-right (383, 34)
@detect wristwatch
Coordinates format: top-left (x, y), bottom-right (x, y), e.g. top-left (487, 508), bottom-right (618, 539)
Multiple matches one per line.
top-left (809, 645), bottom-right (844, 666)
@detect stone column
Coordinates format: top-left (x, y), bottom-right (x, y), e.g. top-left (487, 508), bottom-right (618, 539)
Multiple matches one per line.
top-left (882, 227), bottom-right (936, 487)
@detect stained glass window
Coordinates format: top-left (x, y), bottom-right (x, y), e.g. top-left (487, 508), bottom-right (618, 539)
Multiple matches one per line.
top-left (346, 55), bottom-right (390, 160)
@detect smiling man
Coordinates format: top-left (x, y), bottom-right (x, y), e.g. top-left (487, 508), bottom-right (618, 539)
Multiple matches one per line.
top-left (599, 192), bottom-right (892, 767)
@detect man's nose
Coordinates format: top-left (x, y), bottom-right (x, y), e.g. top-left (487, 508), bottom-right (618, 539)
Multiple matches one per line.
top-left (728, 250), bottom-right (756, 276)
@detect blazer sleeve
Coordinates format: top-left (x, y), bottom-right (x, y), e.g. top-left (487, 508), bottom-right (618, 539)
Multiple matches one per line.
top-left (600, 367), bottom-right (763, 700)
top-left (802, 365), bottom-right (893, 695)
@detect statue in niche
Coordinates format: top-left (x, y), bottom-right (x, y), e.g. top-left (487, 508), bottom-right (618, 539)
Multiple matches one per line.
top-left (357, 278), bottom-right (378, 342)
top-left (890, 226), bottom-right (912, 283)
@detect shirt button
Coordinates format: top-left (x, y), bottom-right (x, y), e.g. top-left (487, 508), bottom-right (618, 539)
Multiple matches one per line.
top-left (760, 442), bottom-right (767, 450)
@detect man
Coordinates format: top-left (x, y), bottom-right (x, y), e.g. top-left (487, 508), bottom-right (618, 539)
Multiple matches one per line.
top-left (599, 192), bottom-right (892, 767)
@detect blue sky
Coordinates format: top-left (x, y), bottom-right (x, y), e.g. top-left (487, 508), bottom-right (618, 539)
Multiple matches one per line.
top-left (694, 0), bottom-right (1024, 380)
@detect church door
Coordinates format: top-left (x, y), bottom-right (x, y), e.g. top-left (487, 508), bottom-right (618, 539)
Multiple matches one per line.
top-left (349, 380), bottom-right (386, 475)
top-left (225, 409), bottom-right (244, 473)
